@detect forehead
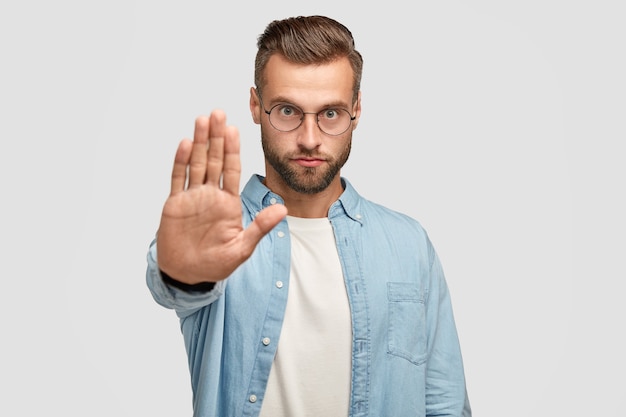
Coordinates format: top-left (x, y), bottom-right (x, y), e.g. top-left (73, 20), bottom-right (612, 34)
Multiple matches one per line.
top-left (261, 54), bottom-right (354, 106)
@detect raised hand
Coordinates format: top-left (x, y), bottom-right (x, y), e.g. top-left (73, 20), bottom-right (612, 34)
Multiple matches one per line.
top-left (156, 110), bottom-right (287, 284)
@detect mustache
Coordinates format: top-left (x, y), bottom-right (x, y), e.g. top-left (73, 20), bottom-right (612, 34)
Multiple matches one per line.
top-left (288, 150), bottom-right (329, 159)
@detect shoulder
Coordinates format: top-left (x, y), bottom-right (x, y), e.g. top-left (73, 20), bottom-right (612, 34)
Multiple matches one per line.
top-left (342, 178), bottom-right (424, 229)
top-left (361, 198), bottom-right (427, 234)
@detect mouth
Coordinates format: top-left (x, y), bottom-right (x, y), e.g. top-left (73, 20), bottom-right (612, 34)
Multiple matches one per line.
top-left (293, 157), bottom-right (325, 168)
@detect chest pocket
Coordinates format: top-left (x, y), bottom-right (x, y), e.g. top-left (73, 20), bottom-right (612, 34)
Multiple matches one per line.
top-left (387, 282), bottom-right (428, 366)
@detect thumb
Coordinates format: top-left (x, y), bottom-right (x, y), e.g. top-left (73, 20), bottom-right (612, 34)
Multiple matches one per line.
top-left (241, 204), bottom-right (288, 251)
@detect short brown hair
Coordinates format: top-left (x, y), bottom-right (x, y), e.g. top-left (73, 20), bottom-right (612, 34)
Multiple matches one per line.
top-left (254, 15), bottom-right (363, 102)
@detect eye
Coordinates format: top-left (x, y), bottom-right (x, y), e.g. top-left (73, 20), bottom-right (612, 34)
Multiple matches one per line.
top-left (321, 109), bottom-right (339, 119)
top-left (276, 104), bottom-right (300, 118)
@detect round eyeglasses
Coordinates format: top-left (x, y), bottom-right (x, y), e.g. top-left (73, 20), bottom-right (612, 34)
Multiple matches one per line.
top-left (258, 94), bottom-right (356, 136)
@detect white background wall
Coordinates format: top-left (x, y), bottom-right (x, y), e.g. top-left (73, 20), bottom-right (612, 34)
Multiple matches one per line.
top-left (2, 1), bottom-right (624, 415)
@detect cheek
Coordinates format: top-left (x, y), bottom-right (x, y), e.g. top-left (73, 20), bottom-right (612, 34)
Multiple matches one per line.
top-left (325, 137), bottom-right (352, 163)
top-left (261, 127), bottom-right (284, 153)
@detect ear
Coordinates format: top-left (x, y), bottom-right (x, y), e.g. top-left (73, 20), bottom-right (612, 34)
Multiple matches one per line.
top-left (250, 87), bottom-right (262, 125)
top-left (350, 91), bottom-right (362, 131)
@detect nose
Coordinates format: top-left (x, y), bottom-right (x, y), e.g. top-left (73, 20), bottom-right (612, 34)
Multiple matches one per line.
top-left (297, 113), bottom-right (323, 150)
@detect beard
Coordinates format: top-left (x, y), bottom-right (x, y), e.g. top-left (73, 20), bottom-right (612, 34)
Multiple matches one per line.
top-left (261, 127), bottom-right (352, 195)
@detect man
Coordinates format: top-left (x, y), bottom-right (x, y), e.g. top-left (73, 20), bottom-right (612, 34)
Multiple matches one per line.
top-left (147, 15), bottom-right (471, 417)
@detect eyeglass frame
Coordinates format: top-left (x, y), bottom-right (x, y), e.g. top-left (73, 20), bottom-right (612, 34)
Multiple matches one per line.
top-left (255, 89), bottom-right (357, 136)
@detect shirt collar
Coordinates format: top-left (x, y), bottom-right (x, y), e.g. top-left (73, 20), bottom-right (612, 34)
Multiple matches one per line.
top-left (241, 174), bottom-right (364, 225)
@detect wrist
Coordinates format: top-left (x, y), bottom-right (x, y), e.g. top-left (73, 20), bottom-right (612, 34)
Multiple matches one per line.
top-left (160, 270), bottom-right (216, 293)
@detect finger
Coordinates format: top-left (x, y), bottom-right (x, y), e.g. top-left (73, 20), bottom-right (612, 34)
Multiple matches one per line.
top-left (241, 204), bottom-right (288, 256)
top-left (188, 116), bottom-right (210, 187)
top-left (222, 125), bottom-right (241, 195)
top-left (205, 110), bottom-right (227, 186)
top-left (170, 138), bottom-right (193, 194)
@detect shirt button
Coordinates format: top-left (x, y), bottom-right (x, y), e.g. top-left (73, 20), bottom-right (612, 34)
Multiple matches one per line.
top-left (270, 197), bottom-right (277, 204)
top-left (277, 231), bottom-right (285, 238)
top-left (249, 394), bottom-right (257, 403)
top-left (262, 337), bottom-right (271, 346)
top-left (275, 281), bottom-right (283, 289)
top-left (355, 214), bottom-right (362, 219)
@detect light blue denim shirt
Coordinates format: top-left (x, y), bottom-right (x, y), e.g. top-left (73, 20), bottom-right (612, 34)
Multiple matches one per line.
top-left (147, 175), bottom-right (471, 417)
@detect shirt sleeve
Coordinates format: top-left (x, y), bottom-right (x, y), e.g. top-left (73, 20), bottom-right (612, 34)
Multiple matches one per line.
top-left (145, 238), bottom-right (226, 319)
top-left (424, 243), bottom-right (472, 416)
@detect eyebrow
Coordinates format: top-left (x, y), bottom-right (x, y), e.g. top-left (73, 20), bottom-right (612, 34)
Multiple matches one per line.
top-left (269, 95), bottom-right (351, 111)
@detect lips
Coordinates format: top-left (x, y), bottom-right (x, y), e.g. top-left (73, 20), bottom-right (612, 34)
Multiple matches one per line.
top-left (293, 157), bottom-right (325, 168)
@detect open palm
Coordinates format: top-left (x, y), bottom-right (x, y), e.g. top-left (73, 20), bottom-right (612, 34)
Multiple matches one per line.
top-left (156, 110), bottom-right (287, 285)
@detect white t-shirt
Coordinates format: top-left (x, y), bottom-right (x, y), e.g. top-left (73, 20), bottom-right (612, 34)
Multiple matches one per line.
top-left (259, 216), bottom-right (352, 416)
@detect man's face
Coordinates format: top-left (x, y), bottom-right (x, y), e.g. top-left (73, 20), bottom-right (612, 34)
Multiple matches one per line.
top-left (250, 54), bottom-right (361, 195)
